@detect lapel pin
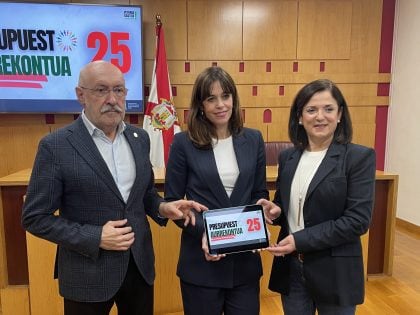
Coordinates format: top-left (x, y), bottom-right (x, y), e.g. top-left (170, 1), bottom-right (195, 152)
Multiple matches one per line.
top-left (133, 132), bottom-right (138, 138)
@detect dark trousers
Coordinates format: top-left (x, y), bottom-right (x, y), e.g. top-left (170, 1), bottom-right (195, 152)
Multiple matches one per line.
top-left (64, 253), bottom-right (153, 315)
top-left (180, 280), bottom-right (260, 315)
top-left (281, 256), bottom-right (356, 315)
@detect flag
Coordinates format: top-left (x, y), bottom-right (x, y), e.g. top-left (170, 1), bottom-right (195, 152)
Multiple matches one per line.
top-left (143, 16), bottom-right (180, 168)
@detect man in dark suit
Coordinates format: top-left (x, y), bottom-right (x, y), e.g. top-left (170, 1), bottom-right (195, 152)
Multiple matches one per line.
top-left (22, 60), bottom-right (205, 315)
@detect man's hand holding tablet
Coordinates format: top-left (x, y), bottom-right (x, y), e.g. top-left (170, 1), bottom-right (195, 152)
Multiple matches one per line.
top-left (203, 204), bottom-right (270, 255)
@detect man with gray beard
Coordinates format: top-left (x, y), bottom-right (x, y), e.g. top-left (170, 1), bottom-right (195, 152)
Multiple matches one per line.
top-left (22, 60), bottom-right (206, 315)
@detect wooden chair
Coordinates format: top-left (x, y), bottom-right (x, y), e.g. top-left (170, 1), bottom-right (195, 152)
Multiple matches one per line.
top-left (264, 141), bottom-right (294, 166)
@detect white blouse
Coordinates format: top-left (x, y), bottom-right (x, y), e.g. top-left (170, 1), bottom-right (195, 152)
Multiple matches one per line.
top-left (212, 137), bottom-right (240, 197)
top-left (288, 148), bottom-right (327, 233)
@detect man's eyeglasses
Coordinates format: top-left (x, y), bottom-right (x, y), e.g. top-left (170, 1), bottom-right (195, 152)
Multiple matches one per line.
top-left (79, 86), bottom-right (128, 98)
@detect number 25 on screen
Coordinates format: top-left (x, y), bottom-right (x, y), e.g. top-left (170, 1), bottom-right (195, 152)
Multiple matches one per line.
top-left (247, 218), bottom-right (261, 231)
top-left (87, 32), bottom-right (131, 73)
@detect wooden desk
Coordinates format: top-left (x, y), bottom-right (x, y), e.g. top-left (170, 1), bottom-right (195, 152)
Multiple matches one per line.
top-left (368, 171), bottom-right (399, 276)
top-left (0, 168), bottom-right (32, 287)
top-left (0, 167), bottom-right (398, 314)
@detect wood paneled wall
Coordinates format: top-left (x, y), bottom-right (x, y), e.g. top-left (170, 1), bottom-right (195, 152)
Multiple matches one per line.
top-left (0, 0), bottom-right (389, 178)
top-left (0, 0), bottom-right (390, 313)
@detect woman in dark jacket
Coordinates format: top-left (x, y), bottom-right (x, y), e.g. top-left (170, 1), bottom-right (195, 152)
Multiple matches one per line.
top-left (165, 66), bottom-right (269, 315)
top-left (258, 79), bottom-right (376, 315)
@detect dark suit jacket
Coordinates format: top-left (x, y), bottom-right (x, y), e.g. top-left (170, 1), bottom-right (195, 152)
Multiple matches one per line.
top-left (22, 117), bottom-right (166, 302)
top-left (268, 142), bottom-right (375, 306)
top-left (164, 128), bottom-right (269, 288)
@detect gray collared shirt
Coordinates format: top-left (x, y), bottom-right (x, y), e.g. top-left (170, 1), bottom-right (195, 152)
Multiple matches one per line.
top-left (81, 111), bottom-right (136, 203)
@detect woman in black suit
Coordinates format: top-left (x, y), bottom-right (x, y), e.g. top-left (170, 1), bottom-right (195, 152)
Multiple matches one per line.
top-left (164, 66), bottom-right (269, 315)
top-left (258, 79), bottom-right (376, 315)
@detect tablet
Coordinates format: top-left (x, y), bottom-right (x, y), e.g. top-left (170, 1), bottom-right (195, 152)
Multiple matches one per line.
top-left (203, 204), bottom-right (269, 255)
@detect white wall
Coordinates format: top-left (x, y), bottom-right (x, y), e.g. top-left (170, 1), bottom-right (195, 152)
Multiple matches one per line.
top-left (387, 0), bottom-right (420, 226)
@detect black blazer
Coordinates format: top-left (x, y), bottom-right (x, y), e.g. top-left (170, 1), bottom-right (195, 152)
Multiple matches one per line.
top-left (164, 128), bottom-right (269, 288)
top-left (268, 142), bottom-right (375, 306)
top-left (22, 117), bottom-right (166, 302)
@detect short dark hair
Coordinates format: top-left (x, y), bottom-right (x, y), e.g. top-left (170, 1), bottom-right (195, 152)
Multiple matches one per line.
top-left (289, 79), bottom-right (352, 149)
top-left (187, 66), bottom-right (243, 149)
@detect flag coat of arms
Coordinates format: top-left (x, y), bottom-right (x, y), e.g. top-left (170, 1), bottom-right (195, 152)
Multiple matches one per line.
top-left (143, 16), bottom-right (180, 167)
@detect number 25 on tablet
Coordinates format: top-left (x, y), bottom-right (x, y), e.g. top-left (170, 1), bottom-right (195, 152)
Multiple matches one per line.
top-left (247, 218), bottom-right (261, 231)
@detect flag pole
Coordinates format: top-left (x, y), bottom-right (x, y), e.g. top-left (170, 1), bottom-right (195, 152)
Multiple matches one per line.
top-left (156, 14), bottom-right (162, 26)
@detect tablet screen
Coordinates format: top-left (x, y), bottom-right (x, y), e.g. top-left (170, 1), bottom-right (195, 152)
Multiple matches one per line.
top-left (203, 204), bottom-right (269, 255)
